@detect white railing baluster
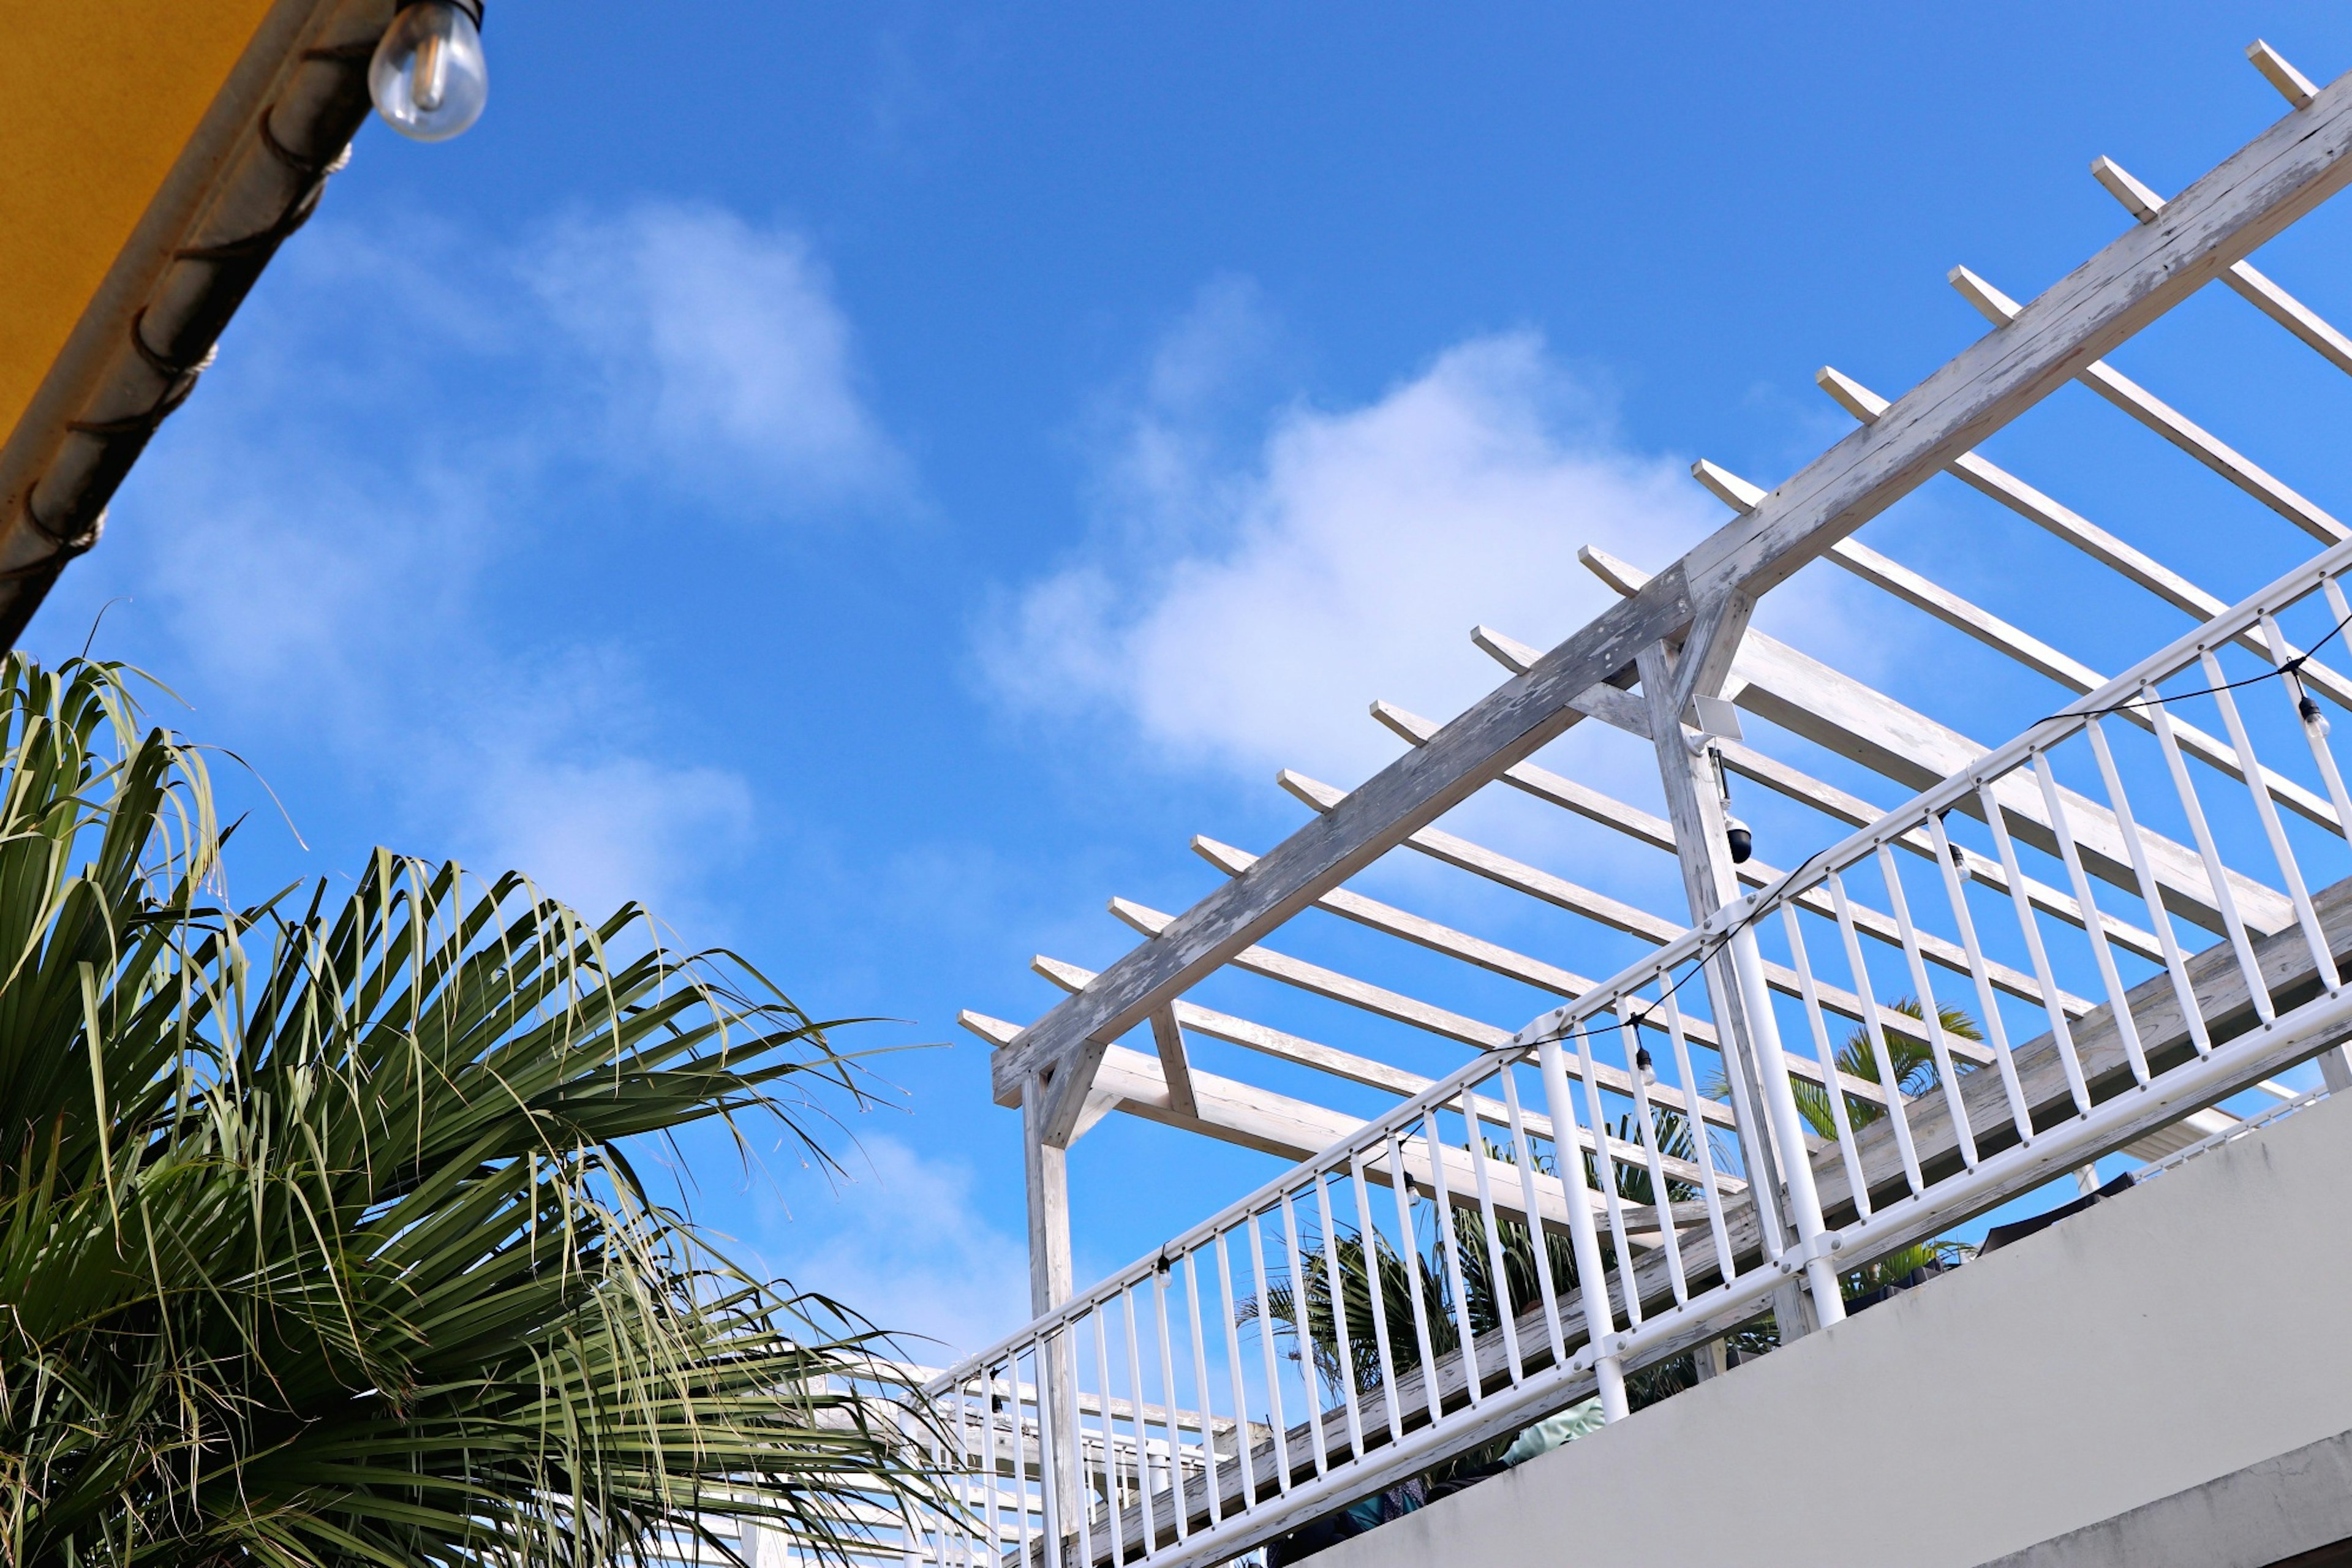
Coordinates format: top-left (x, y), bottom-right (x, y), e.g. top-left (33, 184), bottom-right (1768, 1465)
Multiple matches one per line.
top-left (1126, 1289), bottom-right (1164, 1555)
top-left (1496, 1063), bottom-right (1569, 1365)
top-left (1346, 1149), bottom-right (1406, 1444)
top-left (1213, 1231), bottom-right (1259, 1511)
top-left (1535, 1028), bottom-right (1628, 1420)
top-left (1181, 1252), bottom-right (1220, 1528)
top-left (1827, 869), bottom-right (1925, 1191)
top-left (980, 1369), bottom-right (1004, 1567)
top-left (1619, 1017), bottom-right (1691, 1305)
top-left (2204, 647), bottom-right (2342, 992)
top-left (1035, 1335), bottom-right (1066, 1568)
top-left (1981, 781), bottom-right (2095, 1117)
top-left (1725, 914), bottom-right (1848, 1327)
top-left (1661, 987), bottom-right (1740, 1280)
top-left (1779, 900), bottom-right (1874, 1216)
top-left (1460, 1085), bottom-right (1527, 1381)
top-left (1875, 843), bottom-right (1980, 1169)
top-left (1385, 1128), bottom-right (1445, 1427)
top-left (1311, 1172), bottom-right (1369, 1461)
top-left (1091, 1310), bottom-right (1126, 1564)
top-left (1419, 1109), bottom-right (1486, 1408)
top-left (1272, 1191), bottom-right (1325, 1479)
top-left (2146, 680), bottom-right (2276, 1025)
top-left (1571, 1018), bottom-right (1643, 1330)
top-left (1152, 1265), bottom-right (1188, 1545)
top-left (2030, 750), bottom-right (2152, 1087)
top-left (1251, 1213), bottom-right (1289, 1504)
top-left (2081, 718), bottom-right (2213, 1060)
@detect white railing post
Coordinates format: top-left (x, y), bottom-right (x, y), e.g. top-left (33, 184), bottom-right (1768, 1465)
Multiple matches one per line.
top-left (1022, 1073), bottom-right (1082, 1556)
top-left (1725, 914), bottom-right (1847, 1328)
top-left (1535, 1031), bottom-right (1630, 1420)
top-left (1636, 627), bottom-right (1822, 1341)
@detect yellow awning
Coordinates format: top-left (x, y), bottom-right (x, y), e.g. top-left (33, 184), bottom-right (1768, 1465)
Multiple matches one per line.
top-left (0, 2), bottom-right (282, 443)
top-left (0, 0), bottom-right (399, 646)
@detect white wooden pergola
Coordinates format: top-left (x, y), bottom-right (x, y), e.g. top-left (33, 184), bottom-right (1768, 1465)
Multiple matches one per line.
top-left (929, 40), bottom-right (2352, 1568)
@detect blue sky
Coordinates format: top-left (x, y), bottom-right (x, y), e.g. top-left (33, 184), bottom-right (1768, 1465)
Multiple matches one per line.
top-left (30, 4), bottom-right (2352, 1362)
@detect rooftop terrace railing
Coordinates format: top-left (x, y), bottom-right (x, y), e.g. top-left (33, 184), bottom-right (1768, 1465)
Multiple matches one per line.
top-left (911, 534), bottom-right (2352, 1568)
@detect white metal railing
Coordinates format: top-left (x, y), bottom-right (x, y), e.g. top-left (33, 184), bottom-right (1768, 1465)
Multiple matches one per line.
top-left (914, 535), bottom-right (2352, 1568)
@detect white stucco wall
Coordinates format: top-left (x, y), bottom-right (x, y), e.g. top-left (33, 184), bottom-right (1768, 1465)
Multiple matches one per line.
top-left (1313, 1090), bottom-right (2352, 1568)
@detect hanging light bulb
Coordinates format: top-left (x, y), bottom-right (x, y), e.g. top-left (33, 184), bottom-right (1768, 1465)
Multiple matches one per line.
top-left (1634, 1046), bottom-right (1657, 1086)
top-left (369, 1), bottom-right (488, 142)
top-left (2301, 690), bottom-right (2332, 739)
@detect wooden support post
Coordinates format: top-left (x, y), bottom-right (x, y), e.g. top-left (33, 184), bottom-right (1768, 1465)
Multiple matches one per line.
top-left (1639, 620), bottom-right (1822, 1343)
top-left (1148, 1006), bottom-right (1198, 1119)
top-left (1020, 1069), bottom-right (1080, 1538)
top-left (2320, 1044), bottom-right (2352, 1094)
top-left (1022, 1071), bottom-right (1075, 1314)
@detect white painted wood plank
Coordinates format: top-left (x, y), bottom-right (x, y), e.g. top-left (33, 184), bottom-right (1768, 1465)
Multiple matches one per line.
top-left (1683, 454), bottom-right (2347, 834)
top-left (2249, 39), bottom-right (2320, 108)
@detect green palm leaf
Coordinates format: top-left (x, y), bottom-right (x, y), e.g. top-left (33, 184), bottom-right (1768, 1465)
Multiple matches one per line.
top-left (0, 656), bottom-right (944, 1568)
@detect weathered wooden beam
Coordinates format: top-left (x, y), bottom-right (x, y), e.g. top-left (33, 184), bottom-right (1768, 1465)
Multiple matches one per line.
top-left (992, 79), bottom-right (2352, 1142)
top-left (1020, 1072), bottom-right (1073, 1315)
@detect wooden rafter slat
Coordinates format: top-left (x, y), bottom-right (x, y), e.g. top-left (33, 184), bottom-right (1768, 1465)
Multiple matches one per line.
top-left (1812, 364), bottom-right (2352, 717)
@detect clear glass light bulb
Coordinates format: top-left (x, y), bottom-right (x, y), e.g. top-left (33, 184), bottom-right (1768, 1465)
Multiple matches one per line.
top-left (369, 2), bottom-right (488, 142)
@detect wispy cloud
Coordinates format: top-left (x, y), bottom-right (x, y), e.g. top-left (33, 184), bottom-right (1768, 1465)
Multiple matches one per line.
top-left (50, 199), bottom-right (910, 927)
top-left (764, 1134), bottom-right (1031, 1365)
top-left (982, 289), bottom-right (1722, 788)
top-left (528, 204), bottom-right (911, 513)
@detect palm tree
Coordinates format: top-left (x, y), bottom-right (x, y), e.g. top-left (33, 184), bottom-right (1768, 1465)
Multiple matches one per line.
top-left (1791, 998), bottom-right (1980, 1292)
top-left (1792, 996), bottom-right (1981, 1139)
top-left (1266, 1004), bottom-right (1988, 1422)
top-left (1250, 1111), bottom-right (1700, 1400)
top-left (0, 657), bottom-right (942, 1567)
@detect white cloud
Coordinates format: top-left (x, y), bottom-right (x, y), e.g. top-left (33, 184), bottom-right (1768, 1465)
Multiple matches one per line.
top-left (529, 203), bottom-right (908, 511)
top-left (769, 1134), bottom-right (1031, 1365)
top-left (429, 650), bottom-right (756, 922)
top-left (984, 312), bottom-right (1722, 788)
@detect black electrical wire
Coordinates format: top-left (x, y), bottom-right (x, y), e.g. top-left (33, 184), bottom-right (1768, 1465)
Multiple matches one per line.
top-left (2034, 598), bottom-right (2352, 728)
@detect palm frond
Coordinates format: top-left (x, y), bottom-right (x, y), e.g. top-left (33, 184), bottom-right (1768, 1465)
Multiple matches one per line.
top-left (0, 656), bottom-right (944, 1568)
